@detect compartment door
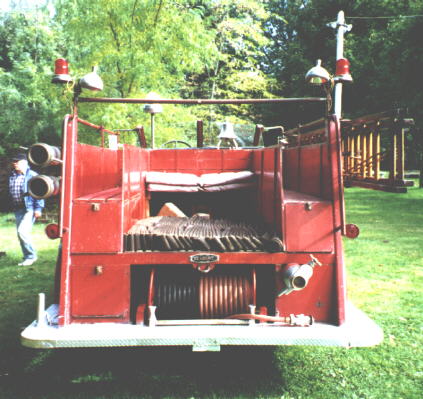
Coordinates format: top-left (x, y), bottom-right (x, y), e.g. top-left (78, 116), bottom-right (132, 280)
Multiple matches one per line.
top-left (284, 201), bottom-right (334, 252)
top-left (71, 265), bottom-right (129, 321)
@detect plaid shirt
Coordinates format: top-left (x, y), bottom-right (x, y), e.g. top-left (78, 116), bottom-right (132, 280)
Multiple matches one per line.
top-left (9, 171), bottom-right (26, 208)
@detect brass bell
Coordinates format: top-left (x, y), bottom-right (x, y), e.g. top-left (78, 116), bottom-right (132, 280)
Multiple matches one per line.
top-left (217, 121), bottom-right (238, 149)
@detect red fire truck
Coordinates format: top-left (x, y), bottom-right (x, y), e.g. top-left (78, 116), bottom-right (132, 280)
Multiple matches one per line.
top-left (20, 62), bottom-right (382, 351)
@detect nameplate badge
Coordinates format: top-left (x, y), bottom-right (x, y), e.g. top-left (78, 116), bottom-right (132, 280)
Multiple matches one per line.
top-left (190, 254), bottom-right (220, 264)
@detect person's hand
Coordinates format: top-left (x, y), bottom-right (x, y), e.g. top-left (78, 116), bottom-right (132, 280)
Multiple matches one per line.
top-left (34, 211), bottom-right (42, 219)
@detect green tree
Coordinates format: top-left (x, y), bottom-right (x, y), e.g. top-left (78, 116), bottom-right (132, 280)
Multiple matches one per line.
top-left (52, 0), bottom-right (222, 145)
top-left (184, 0), bottom-right (276, 123)
top-left (0, 10), bottom-right (65, 155)
top-left (54, 0), bottom-right (218, 98)
top-left (52, 0), bottom-right (278, 145)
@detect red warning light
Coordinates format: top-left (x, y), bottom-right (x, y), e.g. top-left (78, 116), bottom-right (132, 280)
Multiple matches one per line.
top-left (52, 58), bottom-right (72, 84)
top-left (335, 58), bottom-right (353, 83)
top-left (54, 58), bottom-right (69, 75)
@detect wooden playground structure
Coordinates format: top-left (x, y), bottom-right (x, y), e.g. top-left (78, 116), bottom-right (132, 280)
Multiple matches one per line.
top-left (341, 109), bottom-right (414, 193)
top-left (280, 109), bottom-right (415, 193)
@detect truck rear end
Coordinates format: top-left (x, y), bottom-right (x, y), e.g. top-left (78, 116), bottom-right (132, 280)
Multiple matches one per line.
top-left (21, 96), bottom-right (382, 351)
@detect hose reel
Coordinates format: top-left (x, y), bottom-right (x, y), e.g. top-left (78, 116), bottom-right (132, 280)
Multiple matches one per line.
top-left (148, 266), bottom-right (256, 321)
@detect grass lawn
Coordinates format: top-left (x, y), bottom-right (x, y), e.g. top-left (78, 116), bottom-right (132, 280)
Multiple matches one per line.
top-left (0, 184), bottom-right (421, 399)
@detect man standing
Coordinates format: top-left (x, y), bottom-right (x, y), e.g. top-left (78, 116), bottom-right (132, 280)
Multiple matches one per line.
top-left (9, 152), bottom-right (44, 266)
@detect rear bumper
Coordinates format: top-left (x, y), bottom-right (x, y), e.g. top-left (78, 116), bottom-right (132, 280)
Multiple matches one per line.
top-left (21, 302), bottom-right (383, 351)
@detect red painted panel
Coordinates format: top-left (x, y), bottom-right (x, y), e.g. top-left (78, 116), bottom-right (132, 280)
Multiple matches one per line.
top-left (252, 150), bottom-right (263, 214)
top-left (275, 263), bottom-right (334, 322)
top-left (77, 187), bottom-right (121, 201)
top-left (261, 148), bottom-right (276, 227)
top-left (299, 145), bottom-right (321, 197)
top-left (283, 148), bottom-right (299, 191)
top-left (149, 149), bottom-right (254, 174)
top-left (284, 201), bottom-right (334, 252)
top-left (71, 200), bottom-right (122, 253)
top-left (70, 252), bottom-right (336, 267)
top-left (252, 149), bottom-right (262, 173)
top-left (320, 144), bottom-right (332, 200)
top-left (150, 149), bottom-right (177, 171)
top-left (122, 146), bottom-right (149, 230)
top-left (71, 265), bottom-right (129, 321)
top-left (123, 194), bottom-right (142, 233)
top-left (176, 150), bottom-right (202, 172)
top-left (123, 145), bottom-right (143, 195)
top-left (74, 144), bottom-right (120, 198)
top-left (222, 149), bottom-right (253, 170)
top-left (194, 150), bottom-right (221, 172)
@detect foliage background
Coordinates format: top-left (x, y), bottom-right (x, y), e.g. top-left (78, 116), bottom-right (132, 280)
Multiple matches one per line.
top-left (0, 0), bottom-right (422, 163)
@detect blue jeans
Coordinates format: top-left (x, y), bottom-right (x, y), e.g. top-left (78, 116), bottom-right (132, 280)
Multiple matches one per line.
top-left (15, 209), bottom-right (37, 261)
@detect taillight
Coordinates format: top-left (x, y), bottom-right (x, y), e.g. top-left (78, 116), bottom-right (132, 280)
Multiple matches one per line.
top-left (45, 223), bottom-right (60, 239)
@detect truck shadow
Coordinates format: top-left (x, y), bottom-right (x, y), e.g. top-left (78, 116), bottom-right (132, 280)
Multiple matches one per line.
top-left (7, 346), bottom-right (287, 398)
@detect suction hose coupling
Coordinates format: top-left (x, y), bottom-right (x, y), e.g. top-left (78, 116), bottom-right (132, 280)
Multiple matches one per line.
top-left (28, 175), bottom-right (61, 199)
top-left (28, 143), bottom-right (62, 167)
top-left (278, 255), bottom-right (322, 296)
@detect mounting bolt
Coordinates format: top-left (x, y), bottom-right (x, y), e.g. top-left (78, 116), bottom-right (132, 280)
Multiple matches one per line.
top-left (94, 265), bottom-right (103, 275)
top-left (91, 203), bottom-right (100, 212)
